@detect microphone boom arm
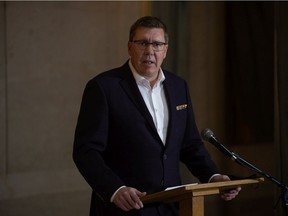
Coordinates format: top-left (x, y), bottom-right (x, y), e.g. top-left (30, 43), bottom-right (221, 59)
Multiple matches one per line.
top-left (232, 150), bottom-right (288, 209)
top-left (202, 128), bottom-right (288, 210)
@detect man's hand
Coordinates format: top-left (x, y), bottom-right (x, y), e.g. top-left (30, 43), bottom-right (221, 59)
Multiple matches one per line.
top-left (210, 175), bottom-right (242, 201)
top-left (113, 187), bottom-right (147, 211)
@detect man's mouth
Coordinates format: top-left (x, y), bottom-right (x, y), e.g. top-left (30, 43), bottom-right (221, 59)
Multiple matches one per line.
top-left (143, 60), bottom-right (155, 65)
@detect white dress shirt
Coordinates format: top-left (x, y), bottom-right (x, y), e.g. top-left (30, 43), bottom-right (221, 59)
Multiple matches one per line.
top-left (129, 60), bottom-right (169, 144)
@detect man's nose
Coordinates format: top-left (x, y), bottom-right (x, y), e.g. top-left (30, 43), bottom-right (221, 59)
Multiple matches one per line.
top-left (144, 44), bottom-right (154, 53)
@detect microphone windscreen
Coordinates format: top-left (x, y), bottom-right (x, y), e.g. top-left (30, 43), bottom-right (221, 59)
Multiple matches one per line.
top-left (201, 128), bottom-right (214, 141)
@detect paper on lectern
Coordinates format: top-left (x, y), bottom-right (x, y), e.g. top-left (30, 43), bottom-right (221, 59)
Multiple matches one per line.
top-left (164, 183), bottom-right (198, 191)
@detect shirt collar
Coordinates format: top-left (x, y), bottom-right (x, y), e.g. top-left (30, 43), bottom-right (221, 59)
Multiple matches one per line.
top-left (128, 60), bottom-right (165, 88)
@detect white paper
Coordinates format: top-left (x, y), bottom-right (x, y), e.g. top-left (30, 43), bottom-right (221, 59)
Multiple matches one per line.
top-left (164, 183), bottom-right (198, 191)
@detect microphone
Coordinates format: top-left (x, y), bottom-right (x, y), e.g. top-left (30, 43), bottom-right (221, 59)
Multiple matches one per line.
top-left (201, 128), bottom-right (237, 160)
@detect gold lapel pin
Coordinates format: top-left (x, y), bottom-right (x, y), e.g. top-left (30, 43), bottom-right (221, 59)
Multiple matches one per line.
top-left (176, 104), bottom-right (187, 110)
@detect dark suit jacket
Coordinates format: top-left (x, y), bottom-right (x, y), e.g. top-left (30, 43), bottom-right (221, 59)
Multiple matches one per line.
top-left (73, 61), bottom-right (218, 216)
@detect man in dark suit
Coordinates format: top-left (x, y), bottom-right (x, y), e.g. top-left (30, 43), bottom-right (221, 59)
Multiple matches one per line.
top-left (73, 16), bottom-right (241, 216)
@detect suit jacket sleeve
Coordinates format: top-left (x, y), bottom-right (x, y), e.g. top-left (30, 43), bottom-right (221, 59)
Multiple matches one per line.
top-left (73, 79), bottom-right (124, 202)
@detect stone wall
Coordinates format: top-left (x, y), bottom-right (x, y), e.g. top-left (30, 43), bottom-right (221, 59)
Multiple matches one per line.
top-left (0, 2), bottom-right (142, 215)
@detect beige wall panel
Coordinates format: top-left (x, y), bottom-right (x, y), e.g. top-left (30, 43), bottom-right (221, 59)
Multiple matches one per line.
top-left (0, 2), bottom-right (7, 176)
top-left (0, 2), bottom-right (142, 215)
top-left (6, 1), bottom-right (140, 173)
top-left (188, 2), bottom-right (226, 138)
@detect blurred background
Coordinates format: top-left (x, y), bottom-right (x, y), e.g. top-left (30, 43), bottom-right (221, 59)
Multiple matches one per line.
top-left (0, 1), bottom-right (287, 216)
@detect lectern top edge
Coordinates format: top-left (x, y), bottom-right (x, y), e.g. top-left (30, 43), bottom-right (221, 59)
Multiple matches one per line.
top-left (141, 178), bottom-right (264, 204)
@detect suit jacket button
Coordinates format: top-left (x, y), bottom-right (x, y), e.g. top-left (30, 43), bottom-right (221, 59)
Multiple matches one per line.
top-left (163, 154), bottom-right (167, 160)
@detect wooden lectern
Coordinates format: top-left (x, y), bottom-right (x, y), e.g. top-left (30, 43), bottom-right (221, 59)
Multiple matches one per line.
top-left (141, 178), bottom-right (264, 216)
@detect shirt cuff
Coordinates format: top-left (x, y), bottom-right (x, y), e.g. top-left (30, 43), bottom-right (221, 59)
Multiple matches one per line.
top-left (110, 186), bottom-right (126, 202)
top-left (208, 174), bottom-right (221, 183)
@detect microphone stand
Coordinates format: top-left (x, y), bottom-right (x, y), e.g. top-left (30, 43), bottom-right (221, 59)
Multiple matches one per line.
top-left (208, 136), bottom-right (288, 215)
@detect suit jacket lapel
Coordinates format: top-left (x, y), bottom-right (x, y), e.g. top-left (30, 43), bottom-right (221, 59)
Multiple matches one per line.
top-left (119, 63), bottom-right (162, 143)
top-left (162, 75), bottom-right (178, 148)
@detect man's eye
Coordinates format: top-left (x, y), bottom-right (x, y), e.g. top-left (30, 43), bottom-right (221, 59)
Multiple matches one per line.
top-left (140, 41), bottom-right (147, 46)
top-left (153, 43), bottom-right (161, 47)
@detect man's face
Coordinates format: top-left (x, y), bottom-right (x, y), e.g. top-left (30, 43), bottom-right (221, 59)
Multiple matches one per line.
top-left (128, 27), bottom-right (168, 81)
